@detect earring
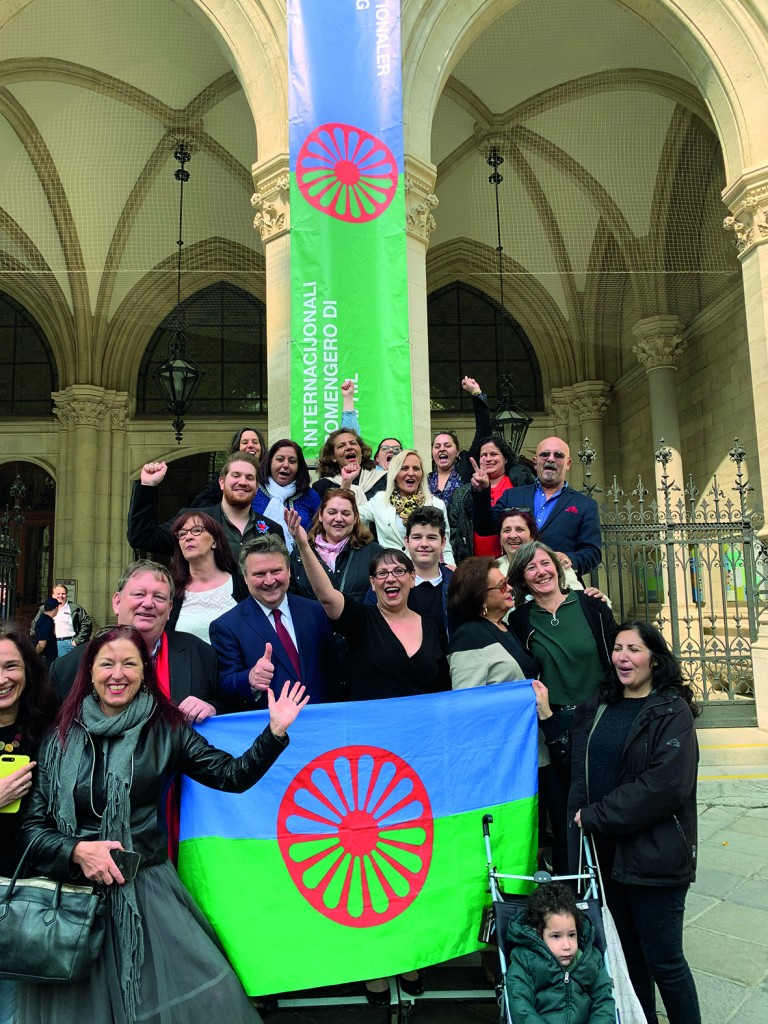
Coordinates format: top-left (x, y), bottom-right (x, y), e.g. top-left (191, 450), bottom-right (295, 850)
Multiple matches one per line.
top-left (140, 680), bottom-right (149, 694)
top-left (482, 605), bottom-right (488, 617)
top-left (91, 686), bottom-right (100, 703)
top-left (211, 542), bottom-right (216, 548)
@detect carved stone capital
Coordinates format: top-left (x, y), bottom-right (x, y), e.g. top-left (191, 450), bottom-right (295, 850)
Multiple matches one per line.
top-left (632, 316), bottom-right (686, 371)
top-left (546, 387), bottom-right (573, 429)
top-left (105, 391), bottom-right (132, 431)
top-left (570, 381), bottom-right (611, 424)
top-left (251, 154), bottom-right (290, 241)
top-left (404, 155), bottom-right (438, 243)
top-left (722, 167), bottom-right (768, 257)
top-left (52, 385), bottom-right (108, 430)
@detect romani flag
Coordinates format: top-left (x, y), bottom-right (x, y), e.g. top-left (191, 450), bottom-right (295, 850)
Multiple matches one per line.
top-left (177, 682), bottom-right (538, 995)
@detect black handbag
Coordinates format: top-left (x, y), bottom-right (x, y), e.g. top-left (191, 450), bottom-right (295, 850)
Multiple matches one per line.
top-left (0, 841), bottom-right (107, 983)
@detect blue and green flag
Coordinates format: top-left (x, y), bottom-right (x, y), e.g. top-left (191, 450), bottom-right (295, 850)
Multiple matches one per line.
top-left (178, 682), bottom-right (538, 995)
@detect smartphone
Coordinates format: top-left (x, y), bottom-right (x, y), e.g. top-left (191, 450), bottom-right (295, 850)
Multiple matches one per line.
top-left (111, 849), bottom-right (142, 882)
top-left (0, 754), bottom-right (31, 814)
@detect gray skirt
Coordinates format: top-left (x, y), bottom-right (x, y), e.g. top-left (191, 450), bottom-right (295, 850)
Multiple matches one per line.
top-left (18, 860), bottom-right (263, 1024)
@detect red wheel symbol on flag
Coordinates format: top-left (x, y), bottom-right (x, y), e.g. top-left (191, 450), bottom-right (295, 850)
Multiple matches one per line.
top-left (296, 123), bottom-right (398, 223)
top-left (278, 745), bottom-right (433, 927)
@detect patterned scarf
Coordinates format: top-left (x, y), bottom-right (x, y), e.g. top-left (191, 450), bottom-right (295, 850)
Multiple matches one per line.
top-left (390, 487), bottom-right (426, 523)
top-left (428, 466), bottom-right (462, 505)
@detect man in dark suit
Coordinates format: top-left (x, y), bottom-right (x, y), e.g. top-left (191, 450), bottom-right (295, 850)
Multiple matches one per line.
top-left (472, 435), bottom-right (602, 577)
top-left (210, 535), bottom-right (333, 706)
top-left (50, 559), bottom-right (221, 723)
top-left (127, 453), bottom-right (283, 563)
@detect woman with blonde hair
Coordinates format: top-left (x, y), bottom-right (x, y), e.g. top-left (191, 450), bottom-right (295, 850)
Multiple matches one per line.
top-left (358, 449), bottom-right (455, 564)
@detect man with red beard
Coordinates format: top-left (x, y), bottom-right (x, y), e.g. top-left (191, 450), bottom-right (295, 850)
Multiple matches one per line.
top-left (127, 453), bottom-right (283, 563)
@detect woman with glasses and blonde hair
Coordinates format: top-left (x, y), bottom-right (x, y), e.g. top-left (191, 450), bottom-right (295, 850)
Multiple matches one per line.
top-left (358, 449), bottom-right (456, 564)
top-left (168, 511), bottom-right (247, 643)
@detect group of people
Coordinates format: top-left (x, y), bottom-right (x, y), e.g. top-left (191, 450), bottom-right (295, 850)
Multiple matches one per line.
top-left (0, 376), bottom-right (700, 1024)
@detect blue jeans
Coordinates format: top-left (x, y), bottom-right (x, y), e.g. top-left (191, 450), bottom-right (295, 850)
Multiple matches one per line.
top-left (0, 978), bottom-right (17, 1024)
top-left (600, 873), bottom-right (701, 1024)
top-left (56, 638), bottom-right (74, 657)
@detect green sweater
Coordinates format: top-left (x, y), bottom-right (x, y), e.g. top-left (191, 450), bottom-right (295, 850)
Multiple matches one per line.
top-left (504, 915), bottom-right (615, 1024)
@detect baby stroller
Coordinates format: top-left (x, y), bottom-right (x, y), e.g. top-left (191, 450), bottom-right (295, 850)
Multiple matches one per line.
top-left (481, 813), bottom-right (612, 1024)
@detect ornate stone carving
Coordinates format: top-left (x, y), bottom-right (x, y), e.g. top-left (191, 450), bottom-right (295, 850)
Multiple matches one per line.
top-left (723, 182), bottom-right (768, 255)
top-left (570, 381), bottom-right (610, 424)
top-left (405, 174), bottom-right (439, 241)
top-left (546, 387), bottom-right (572, 430)
top-left (251, 171), bottom-right (289, 241)
top-left (632, 316), bottom-right (686, 371)
top-left (106, 392), bottom-right (132, 431)
top-left (52, 386), bottom-right (108, 430)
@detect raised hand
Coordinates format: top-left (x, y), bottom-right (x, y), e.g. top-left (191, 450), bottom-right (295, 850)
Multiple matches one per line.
top-left (268, 680), bottom-right (310, 737)
top-left (249, 641), bottom-right (275, 693)
top-left (461, 376), bottom-right (482, 396)
top-left (469, 456), bottom-right (489, 492)
top-left (140, 462), bottom-right (168, 487)
top-left (284, 508), bottom-right (309, 549)
top-left (340, 461), bottom-right (361, 484)
top-left (341, 378), bottom-right (356, 399)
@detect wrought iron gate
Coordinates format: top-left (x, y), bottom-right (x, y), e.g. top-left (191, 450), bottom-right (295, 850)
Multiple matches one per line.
top-left (590, 440), bottom-right (762, 725)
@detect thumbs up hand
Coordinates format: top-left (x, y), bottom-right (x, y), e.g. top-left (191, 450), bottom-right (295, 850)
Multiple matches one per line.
top-left (249, 642), bottom-right (275, 693)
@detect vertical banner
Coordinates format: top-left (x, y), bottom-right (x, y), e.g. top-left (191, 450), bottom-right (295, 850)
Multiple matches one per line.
top-left (288, 0), bottom-right (413, 458)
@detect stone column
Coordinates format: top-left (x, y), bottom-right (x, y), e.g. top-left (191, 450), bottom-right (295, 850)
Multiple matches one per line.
top-left (632, 316), bottom-right (686, 512)
top-left (100, 391), bottom-right (132, 625)
top-left (723, 169), bottom-right (768, 729)
top-left (252, 155), bottom-right (290, 441)
top-left (405, 156), bottom-right (439, 458)
top-left (570, 382), bottom-right (611, 494)
top-left (51, 385), bottom-right (109, 617)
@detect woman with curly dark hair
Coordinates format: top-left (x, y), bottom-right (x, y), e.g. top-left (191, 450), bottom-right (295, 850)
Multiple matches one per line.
top-left (566, 619), bottom-right (701, 1024)
top-left (0, 628), bottom-right (57, 1023)
top-left (167, 510), bottom-right (248, 642)
top-left (17, 624), bottom-right (307, 1024)
top-left (313, 427), bottom-right (386, 504)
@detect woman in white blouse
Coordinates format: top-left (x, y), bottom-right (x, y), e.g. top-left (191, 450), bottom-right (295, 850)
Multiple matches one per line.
top-left (168, 511), bottom-right (247, 643)
top-left (358, 449), bottom-right (455, 565)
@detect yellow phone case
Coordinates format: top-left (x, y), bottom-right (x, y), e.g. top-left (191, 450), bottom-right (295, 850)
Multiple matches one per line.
top-left (0, 754), bottom-right (31, 814)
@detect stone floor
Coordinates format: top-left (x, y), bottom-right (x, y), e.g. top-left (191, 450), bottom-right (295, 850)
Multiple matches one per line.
top-left (261, 726), bottom-right (768, 1023)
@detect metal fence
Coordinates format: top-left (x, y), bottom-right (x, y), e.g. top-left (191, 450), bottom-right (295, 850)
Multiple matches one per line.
top-left (586, 439), bottom-right (763, 724)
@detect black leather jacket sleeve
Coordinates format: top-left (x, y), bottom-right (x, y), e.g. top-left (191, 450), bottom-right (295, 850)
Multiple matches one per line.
top-left (19, 720), bottom-right (289, 880)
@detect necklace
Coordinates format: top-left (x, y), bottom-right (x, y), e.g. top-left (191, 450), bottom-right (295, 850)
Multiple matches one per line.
top-left (1, 729), bottom-right (21, 752)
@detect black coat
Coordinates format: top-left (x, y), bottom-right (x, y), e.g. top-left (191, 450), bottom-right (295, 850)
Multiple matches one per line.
top-left (289, 542), bottom-right (381, 603)
top-left (19, 717), bottom-right (287, 879)
top-left (568, 689), bottom-right (699, 886)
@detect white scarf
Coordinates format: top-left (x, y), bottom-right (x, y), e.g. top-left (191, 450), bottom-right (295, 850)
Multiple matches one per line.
top-left (264, 478), bottom-right (298, 550)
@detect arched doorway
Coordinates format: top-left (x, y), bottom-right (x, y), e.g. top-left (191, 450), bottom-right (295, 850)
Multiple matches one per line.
top-left (0, 462), bottom-right (56, 627)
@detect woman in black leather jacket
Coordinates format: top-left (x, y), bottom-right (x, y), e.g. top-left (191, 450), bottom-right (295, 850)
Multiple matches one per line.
top-left (569, 620), bottom-right (701, 1024)
top-left (18, 625), bottom-right (307, 1024)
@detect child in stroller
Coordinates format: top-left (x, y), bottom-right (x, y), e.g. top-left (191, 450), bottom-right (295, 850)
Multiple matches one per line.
top-left (505, 881), bottom-right (615, 1023)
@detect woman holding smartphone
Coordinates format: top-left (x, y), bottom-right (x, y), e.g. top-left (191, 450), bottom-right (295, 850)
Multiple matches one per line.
top-left (0, 628), bottom-right (56, 1024)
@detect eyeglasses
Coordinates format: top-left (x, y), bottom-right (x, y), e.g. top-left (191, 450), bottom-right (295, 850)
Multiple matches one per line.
top-left (176, 525), bottom-right (206, 539)
top-left (487, 580), bottom-right (510, 593)
top-left (380, 445), bottom-right (402, 455)
top-left (372, 566), bottom-right (409, 580)
top-left (537, 451), bottom-right (567, 460)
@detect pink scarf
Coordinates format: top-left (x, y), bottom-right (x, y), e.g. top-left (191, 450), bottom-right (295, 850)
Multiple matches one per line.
top-left (314, 535), bottom-right (350, 571)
